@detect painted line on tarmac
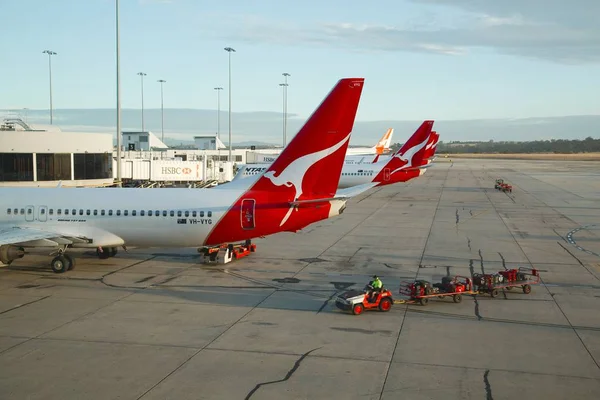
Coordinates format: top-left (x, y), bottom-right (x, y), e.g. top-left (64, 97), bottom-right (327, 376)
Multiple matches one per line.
top-left (566, 225), bottom-right (600, 258)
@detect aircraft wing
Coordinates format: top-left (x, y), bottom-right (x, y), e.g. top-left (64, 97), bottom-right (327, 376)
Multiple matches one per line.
top-left (0, 226), bottom-right (62, 246)
top-left (0, 225), bottom-right (124, 247)
top-left (335, 182), bottom-right (379, 198)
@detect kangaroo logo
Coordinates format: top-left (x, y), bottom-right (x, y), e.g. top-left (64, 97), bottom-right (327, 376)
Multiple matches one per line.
top-left (426, 135), bottom-right (438, 150)
top-left (263, 132), bottom-right (351, 226)
top-left (389, 134), bottom-right (431, 176)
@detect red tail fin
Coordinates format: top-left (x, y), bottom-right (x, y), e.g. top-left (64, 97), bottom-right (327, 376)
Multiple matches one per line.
top-left (257, 78), bottom-right (365, 200)
top-left (204, 78), bottom-right (365, 245)
top-left (372, 120), bottom-right (433, 185)
top-left (424, 131), bottom-right (439, 161)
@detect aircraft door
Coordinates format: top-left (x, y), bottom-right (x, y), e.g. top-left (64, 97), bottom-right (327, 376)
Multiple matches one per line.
top-left (39, 206), bottom-right (48, 222)
top-left (25, 206), bottom-right (34, 222)
top-left (383, 168), bottom-right (391, 181)
top-left (241, 199), bottom-right (256, 230)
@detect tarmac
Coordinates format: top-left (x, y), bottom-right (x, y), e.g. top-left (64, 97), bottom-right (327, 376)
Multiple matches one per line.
top-left (1, 158), bottom-right (600, 399)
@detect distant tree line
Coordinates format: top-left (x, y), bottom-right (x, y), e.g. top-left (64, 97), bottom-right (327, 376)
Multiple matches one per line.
top-left (391, 137), bottom-right (600, 154)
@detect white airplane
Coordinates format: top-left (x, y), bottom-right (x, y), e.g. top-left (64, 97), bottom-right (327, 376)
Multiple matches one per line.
top-left (251, 127), bottom-right (394, 159)
top-left (345, 127), bottom-right (394, 156)
top-left (230, 121), bottom-right (437, 190)
top-left (0, 78), bottom-right (369, 273)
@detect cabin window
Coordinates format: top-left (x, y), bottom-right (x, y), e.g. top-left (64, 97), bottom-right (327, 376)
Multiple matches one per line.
top-left (57, 209), bottom-right (62, 215)
top-left (155, 210), bottom-right (160, 216)
top-left (40, 208), bottom-right (46, 215)
top-left (6, 208), bottom-right (11, 215)
top-left (184, 211), bottom-right (190, 217)
top-left (116, 210), bottom-right (121, 216)
top-left (192, 211), bottom-right (197, 217)
top-left (108, 210), bottom-right (113, 216)
top-left (79, 209), bottom-right (83, 215)
top-left (94, 210), bottom-right (98, 216)
top-left (170, 211), bottom-right (174, 217)
top-left (141, 210), bottom-right (145, 216)
top-left (162, 210), bottom-right (167, 217)
top-left (27, 209), bottom-right (32, 215)
top-left (177, 211), bottom-right (182, 217)
top-left (72, 209), bottom-right (76, 215)
top-left (148, 210), bottom-right (153, 217)
top-left (208, 211), bottom-right (212, 217)
top-left (124, 210), bottom-right (128, 216)
top-left (85, 210), bottom-right (90, 215)
top-left (49, 209), bottom-right (54, 215)
top-left (200, 211), bottom-right (205, 217)
top-left (20, 209), bottom-right (25, 215)
top-left (13, 208), bottom-right (18, 214)
top-left (132, 210), bottom-right (136, 216)
top-left (101, 210), bottom-right (105, 216)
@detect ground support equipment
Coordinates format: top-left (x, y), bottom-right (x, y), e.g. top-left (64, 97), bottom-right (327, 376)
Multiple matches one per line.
top-left (473, 267), bottom-right (540, 297)
top-left (335, 285), bottom-right (394, 315)
top-left (397, 276), bottom-right (478, 306)
top-left (198, 240), bottom-right (256, 264)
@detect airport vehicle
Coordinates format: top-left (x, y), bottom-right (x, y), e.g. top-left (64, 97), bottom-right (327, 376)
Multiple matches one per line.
top-left (473, 268), bottom-right (540, 297)
top-left (231, 121), bottom-right (437, 189)
top-left (398, 275), bottom-right (477, 306)
top-left (0, 78), bottom-right (370, 273)
top-left (335, 284), bottom-right (394, 315)
top-left (495, 179), bottom-right (513, 192)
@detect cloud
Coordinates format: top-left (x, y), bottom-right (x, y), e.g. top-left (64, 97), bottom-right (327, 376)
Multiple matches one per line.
top-left (213, 1), bottom-right (600, 64)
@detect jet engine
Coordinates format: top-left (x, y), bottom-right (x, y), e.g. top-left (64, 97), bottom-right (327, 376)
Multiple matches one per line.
top-left (0, 245), bottom-right (25, 265)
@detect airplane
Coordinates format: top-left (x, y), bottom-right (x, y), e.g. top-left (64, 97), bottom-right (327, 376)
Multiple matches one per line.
top-left (345, 130), bottom-right (439, 165)
top-left (231, 120), bottom-right (437, 190)
top-left (250, 127), bottom-right (395, 159)
top-left (345, 127), bottom-right (394, 155)
top-left (0, 77), bottom-right (368, 273)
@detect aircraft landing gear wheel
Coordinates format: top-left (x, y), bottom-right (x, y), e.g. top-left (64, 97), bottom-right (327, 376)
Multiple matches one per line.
top-left (379, 297), bottom-right (392, 311)
top-left (352, 304), bottom-right (364, 315)
top-left (108, 247), bottom-right (118, 257)
top-left (51, 255), bottom-right (69, 273)
top-left (63, 254), bottom-right (75, 270)
top-left (97, 248), bottom-right (110, 259)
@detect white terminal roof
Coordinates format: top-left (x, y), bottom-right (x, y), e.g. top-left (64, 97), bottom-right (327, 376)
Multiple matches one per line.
top-left (0, 119), bottom-right (112, 153)
top-left (123, 131), bottom-right (168, 149)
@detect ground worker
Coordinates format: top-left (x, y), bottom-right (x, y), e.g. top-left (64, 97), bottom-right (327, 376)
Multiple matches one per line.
top-left (368, 275), bottom-right (383, 302)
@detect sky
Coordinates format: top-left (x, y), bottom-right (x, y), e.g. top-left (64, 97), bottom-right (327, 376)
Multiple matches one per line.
top-left (1, 0), bottom-right (599, 133)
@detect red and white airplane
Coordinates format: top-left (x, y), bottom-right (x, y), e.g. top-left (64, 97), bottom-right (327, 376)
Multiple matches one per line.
top-left (0, 78), bottom-right (368, 273)
top-left (233, 121), bottom-right (438, 189)
top-left (348, 130), bottom-right (439, 165)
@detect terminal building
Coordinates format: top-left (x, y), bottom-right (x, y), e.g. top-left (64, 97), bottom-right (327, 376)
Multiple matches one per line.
top-left (0, 118), bottom-right (114, 187)
top-left (0, 118), bottom-right (272, 188)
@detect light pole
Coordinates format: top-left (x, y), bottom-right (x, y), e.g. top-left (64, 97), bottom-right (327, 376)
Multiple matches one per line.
top-left (157, 79), bottom-right (166, 142)
top-left (224, 47), bottom-right (235, 162)
top-left (214, 87), bottom-right (223, 139)
top-left (42, 50), bottom-right (57, 124)
top-left (137, 72), bottom-right (146, 131)
top-left (115, 0), bottom-right (122, 187)
top-left (278, 83), bottom-right (288, 147)
top-left (282, 73), bottom-right (290, 146)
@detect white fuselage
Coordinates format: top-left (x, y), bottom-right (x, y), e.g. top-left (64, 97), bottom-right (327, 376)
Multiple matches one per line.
top-left (232, 162), bottom-right (385, 189)
top-left (0, 187), bottom-right (243, 248)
